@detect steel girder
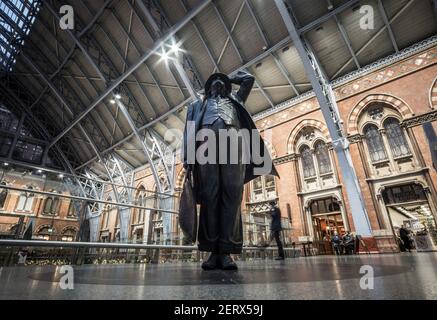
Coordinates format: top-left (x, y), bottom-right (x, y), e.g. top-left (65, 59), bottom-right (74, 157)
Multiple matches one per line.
top-left (0, 76), bottom-right (80, 169)
top-left (47, 0), bottom-right (212, 148)
top-left (43, 0), bottom-right (176, 193)
top-left (275, 0), bottom-right (373, 236)
top-left (137, 0), bottom-right (204, 94)
top-left (27, 0), bottom-right (114, 111)
top-left (0, 79), bottom-right (96, 227)
top-left (0, 0), bottom-right (41, 71)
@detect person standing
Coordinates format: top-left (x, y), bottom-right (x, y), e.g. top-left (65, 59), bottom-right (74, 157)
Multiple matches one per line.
top-left (399, 225), bottom-right (412, 252)
top-left (342, 231), bottom-right (355, 255)
top-left (269, 201), bottom-right (285, 260)
top-left (331, 232), bottom-right (343, 255)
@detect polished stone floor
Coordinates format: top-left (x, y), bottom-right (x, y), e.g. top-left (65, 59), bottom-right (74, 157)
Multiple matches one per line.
top-left (1, 253), bottom-right (437, 300)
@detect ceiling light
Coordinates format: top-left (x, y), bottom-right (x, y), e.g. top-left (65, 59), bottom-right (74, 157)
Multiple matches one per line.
top-left (115, 94), bottom-right (122, 100)
top-left (161, 50), bottom-right (169, 61)
top-left (37, 169), bottom-right (42, 173)
top-left (110, 99), bottom-right (116, 104)
top-left (170, 43), bottom-right (181, 54)
top-left (3, 163), bottom-right (8, 166)
top-left (58, 174), bottom-right (64, 179)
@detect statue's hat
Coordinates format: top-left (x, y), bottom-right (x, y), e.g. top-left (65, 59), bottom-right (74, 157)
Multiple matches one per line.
top-left (204, 73), bottom-right (232, 96)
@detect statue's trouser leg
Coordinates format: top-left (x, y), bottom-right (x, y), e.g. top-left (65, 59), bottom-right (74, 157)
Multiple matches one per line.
top-left (218, 143), bottom-right (245, 254)
top-left (197, 119), bottom-right (245, 254)
top-left (197, 156), bottom-right (220, 253)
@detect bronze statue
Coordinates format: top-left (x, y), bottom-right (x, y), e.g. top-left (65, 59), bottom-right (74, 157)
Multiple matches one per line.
top-left (183, 70), bottom-right (278, 270)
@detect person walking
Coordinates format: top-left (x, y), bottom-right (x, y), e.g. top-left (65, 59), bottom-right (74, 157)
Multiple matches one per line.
top-left (269, 201), bottom-right (285, 260)
top-left (399, 225), bottom-right (412, 252)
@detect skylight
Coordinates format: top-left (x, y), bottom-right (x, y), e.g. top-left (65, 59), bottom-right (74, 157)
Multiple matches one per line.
top-left (0, 0), bottom-right (41, 72)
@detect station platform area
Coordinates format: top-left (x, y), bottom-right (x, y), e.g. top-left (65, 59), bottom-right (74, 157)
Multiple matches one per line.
top-left (1, 253), bottom-right (437, 300)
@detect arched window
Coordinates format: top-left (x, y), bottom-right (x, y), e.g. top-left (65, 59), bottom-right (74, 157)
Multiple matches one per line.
top-left (115, 211), bottom-right (120, 228)
top-left (43, 195), bottom-right (60, 215)
top-left (61, 228), bottom-right (76, 242)
top-left (16, 187), bottom-right (34, 212)
top-left (383, 118), bottom-right (411, 158)
top-left (364, 124), bottom-right (387, 162)
top-left (134, 187), bottom-right (146, 225)
top-left (252, 176), bottom-right (276, 201)
top-left (67, 201), bottom-right (79, 218)
top-left (36, 226), bottom-right (54, 241)
top-left (101, 211), bottom-right (107, 229)
top-left (104, 203), bottom-right (111, 228)
top-left (0, 182), bottom-right (7, 208)
top-left (300, 145), bottom-right (316, 178)
top-left (314, 141), bottom-right (332, 175)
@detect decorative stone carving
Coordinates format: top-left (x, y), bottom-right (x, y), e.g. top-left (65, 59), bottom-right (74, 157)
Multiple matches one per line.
top-left (248, 200), bottom-right (276, 214)
top-left (402, 110), bottom-right (437, 128)
top-left (347, 134), bottom-right (363, 144)
top-left (368, 106), bottom-right (384, 120)
top-left (334, 38), bottom-right (437, 100)
top-left (302, 128), bottom-right (316, 142)
top-left (273, 154), bottom-right (296, 165)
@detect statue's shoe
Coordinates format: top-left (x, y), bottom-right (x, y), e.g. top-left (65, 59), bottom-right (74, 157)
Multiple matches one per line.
top-left (220, 254), bottom-right (238, 271)
top-left (201, 253), bottom-right (220, 270)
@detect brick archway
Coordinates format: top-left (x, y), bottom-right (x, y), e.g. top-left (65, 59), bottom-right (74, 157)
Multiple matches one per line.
top-left (430, 77), bottom-right (437, 109)
top-left (348, 94), bottom-right (414, 135)
top-left (287, 119), bottom-right (330, 154)
top-left (175, 168), bottom-right (186, 192)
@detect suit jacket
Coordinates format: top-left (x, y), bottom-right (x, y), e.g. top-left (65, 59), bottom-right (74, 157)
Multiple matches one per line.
top-left (182, 71), bottom-right (279, 200)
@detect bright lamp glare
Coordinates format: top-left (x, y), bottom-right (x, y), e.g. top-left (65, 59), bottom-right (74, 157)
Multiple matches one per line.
top-left (170, 43), bottom-right (180, 54)
top-left (115, 94), bottom-right (121, 99)
top-left (110, 99), bottom-right (116, 104)
top-left (161, 50), bottom-right (169, 61)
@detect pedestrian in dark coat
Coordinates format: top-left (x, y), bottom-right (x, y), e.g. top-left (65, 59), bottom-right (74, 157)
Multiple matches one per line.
top-left (270, 201), bottom-right (285, 260)
top-left (399, 226), bottom-right (412, 252)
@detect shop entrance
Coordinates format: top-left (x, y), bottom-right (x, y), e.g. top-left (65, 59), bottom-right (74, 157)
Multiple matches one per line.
top-left (309, 197), bottom-right (346, 254)
top-left (383, 183), bottom-right (437, 251)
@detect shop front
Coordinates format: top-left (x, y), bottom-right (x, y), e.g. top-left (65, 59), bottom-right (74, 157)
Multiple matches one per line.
top-left (308, 196), bottom-right (348, 255)
top-left (382, 183), bottom-right (437, 252)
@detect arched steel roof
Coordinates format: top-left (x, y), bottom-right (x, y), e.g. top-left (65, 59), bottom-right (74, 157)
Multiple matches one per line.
top-left (1, 0), bottom-right (436, 177)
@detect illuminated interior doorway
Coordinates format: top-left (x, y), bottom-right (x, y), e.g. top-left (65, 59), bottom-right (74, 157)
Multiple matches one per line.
top-left (310, 197), bottom-right (346, 241)
top-left (382, 183), bottom-right (437, 250)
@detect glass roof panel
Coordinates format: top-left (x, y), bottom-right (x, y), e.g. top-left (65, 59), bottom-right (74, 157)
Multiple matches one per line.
top-left (0, 0), bottom-right (41, 72)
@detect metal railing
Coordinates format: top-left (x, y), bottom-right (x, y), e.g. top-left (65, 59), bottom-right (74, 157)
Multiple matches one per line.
top-left (0, 239), bottom-right (301, 266)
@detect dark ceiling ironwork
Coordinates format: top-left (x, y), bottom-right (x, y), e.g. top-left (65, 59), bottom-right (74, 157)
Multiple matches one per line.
top-left (0, 0), bottom-right (41, 72)
top-left (0, 0), bottom-right (436, 176)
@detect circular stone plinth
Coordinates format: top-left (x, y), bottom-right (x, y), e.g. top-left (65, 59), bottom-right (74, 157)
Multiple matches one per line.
top-left (28, 261), bottom-right (411, 286)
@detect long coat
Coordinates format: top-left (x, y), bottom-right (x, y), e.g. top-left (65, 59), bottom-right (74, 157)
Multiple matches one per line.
top-left (182, 71), bottom-right (279, 203)
top-left (270, 207), bottom-right (283, 232)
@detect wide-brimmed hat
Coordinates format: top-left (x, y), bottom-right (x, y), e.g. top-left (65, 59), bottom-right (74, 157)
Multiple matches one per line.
top-left (204, 73), bottom-right (232, 96)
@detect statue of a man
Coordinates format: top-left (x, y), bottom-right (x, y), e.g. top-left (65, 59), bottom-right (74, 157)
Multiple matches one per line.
top-left (183, 71), bottom-right (278, 270)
